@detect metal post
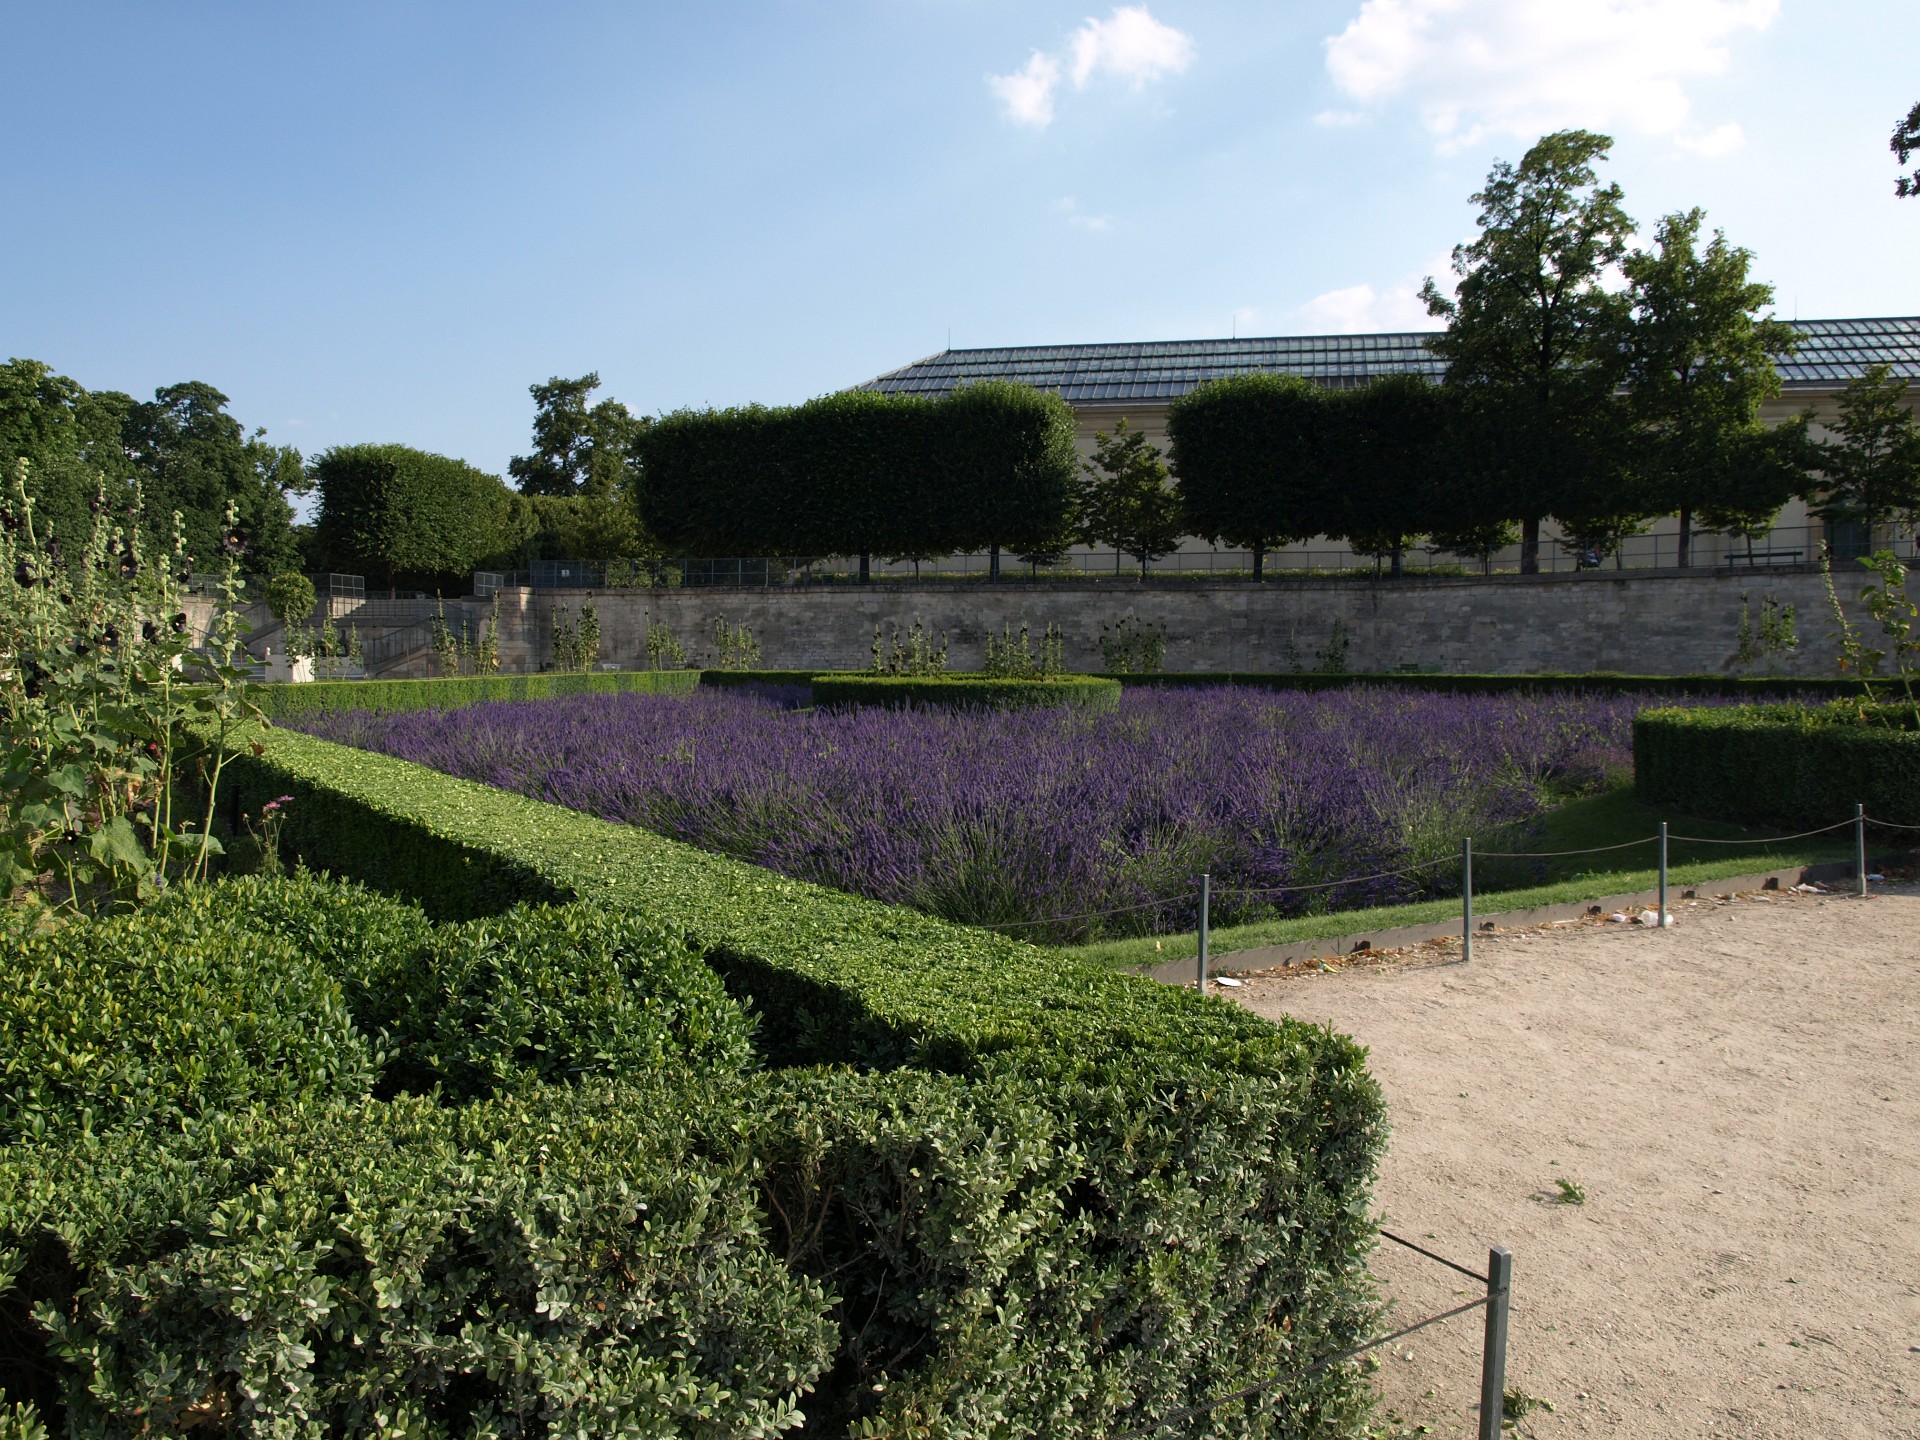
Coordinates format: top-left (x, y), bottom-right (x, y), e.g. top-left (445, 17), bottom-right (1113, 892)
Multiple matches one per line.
top-left (1657, 821), bottom-right (1669, 926)
top-left (1478, 1246), bottom-right (1513, 1440)
top-left (1462, 837), bottom-right (1474, 963)
top-left (1856, 803), bottom-right (1868, 899)
top-left (1196, 872), bottom-right (1211, 990)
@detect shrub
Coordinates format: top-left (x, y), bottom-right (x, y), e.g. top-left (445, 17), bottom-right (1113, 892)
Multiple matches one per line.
top-left (1634, 701), bottom-right (1920, 828)
top-left (220, 722), bottom-right (1388, 1436)
top-left (310, 443), bottom-right (520, 594)
top-left (0, 1088), bottom-right (835, 1436)
top-left (0, 885), bottom-right (375, 1143)
top-left (250, 667), bottom-right (698, 721)
top-left (810, 673), bottom-right (1122, 712)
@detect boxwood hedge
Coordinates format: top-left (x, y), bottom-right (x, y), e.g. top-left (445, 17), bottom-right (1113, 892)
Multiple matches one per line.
top-left (1116, 671), bottom-right (1873, 697)
top-left (1634, 700), bottom-right (1920, 829)
top-left (810, 673), bottom-right (1123, 712)
top-left (204, 724), bottom-right (1386, 1437)
top-left (251, 668), bottom-right (699, 721)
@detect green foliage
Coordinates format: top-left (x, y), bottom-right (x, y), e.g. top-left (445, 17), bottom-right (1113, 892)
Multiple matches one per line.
top-left (1618, 208), bottom-right (1804, 561)
top-left (222, 874), bottom-right (754, 1100)
top-left (1114, 670), bottom-right (1875, 698)
top-left (1168, 373), bottom-right (1340, 578)
top-left (1734, 593), bottom-right (1799, 672)
top-left (645, 615), bottom-right (688, 669)
top-left (1893, 100), bottom-right (1920, 198)
top-left (636, 381), bottom-right (1078, 563)
top-left (2, 1089), bottom-right (834, 1437)
top-left (1635, 701), bottom-right (1920, 828)
top-left (1079, 417), bottom-right (1182, 574)
top-left (247, 668), bottom-right (699, 721)
top-left (1333, 375), bottom-right (1457, 575)
top-left (1809, 365), bottom-right (1920, 532)
top-left (0, 882), bottom-right (376, 1143)
top-left (1098, 612), bottom-right (1167, 674)
top-left (262, 570), bottom-right (315, 624)
top-left (211, 721), bottom-right (1385, 1435)
top-left (983, 622), bottom-right (1065, 679)
top-left (808, 674), bottom-right (1121, 712)
top-left (1315, 618), bottom-right (1351, 674)
top-left (549, 597), bottom-right (600, 672)
top-left (710, 617), bottom-right (761, 671)
top-left (1422, 129), bottom-right (1635, 572)
top-left (870, 618), bottom-right (949, 676)
top-left (0, 468), bottom-right (260, 916)
top-left (508, 372), bottom-right (646, 501)
top-left (0, 361), bottom-right (305, 575)
top-left (311, 443), bottom-right (518, 593)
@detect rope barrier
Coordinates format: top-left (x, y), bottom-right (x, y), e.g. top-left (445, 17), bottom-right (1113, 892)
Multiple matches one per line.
top-left (1216, 855), bottom-right (1452, 901)
top-left (1380, 1228), bottom-right (1492, 1285)
top-left (1473, 835), bottom-right (1655, 859)
top-left (975, 895), bottom-right (1183, 931)
top-left (1666, 819), bottom-right (1856, 845)
top-left (1865, 815), bottom-right (1920, 830)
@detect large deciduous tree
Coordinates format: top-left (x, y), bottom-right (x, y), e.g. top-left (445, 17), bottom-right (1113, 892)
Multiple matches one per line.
top-left (122, 382), bottom-right (307, 575)
top-left (1619, 208), bottom-right (1803, 565)
top-left (0, 359), bottom-right (135, 556)
top-left (509, 373), bottom-right (645, 500)
top-left (1421, 129), bottom-right (1634, 574)
top-left (1808, 365), bottom-right (1920, 541)
top-left (1167, 373), bottom-right (1340, 579)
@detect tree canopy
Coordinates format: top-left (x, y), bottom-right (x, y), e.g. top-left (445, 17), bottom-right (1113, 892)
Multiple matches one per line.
top-left (1617, 208), bottom-right (1803, 563)
top-left (1421, 129), bottom-right (1634, 572)
top-left (312, 444), bottom-right (520, 595)
top-left (1809, 365), bottom-right (1920, 536)
top-left (509, 373), bottom-right (646, 501)
top-left (0, 360), bottom-right (304, 572)
top-left (1078, 418), bottom-right (1181, 575)
top-left (1334, 375), bottom-right (1458, 576)
top-left (1893, 102), bottom-right (1920, 198)
top-left (1167, 373), bottom-right (1341, 578)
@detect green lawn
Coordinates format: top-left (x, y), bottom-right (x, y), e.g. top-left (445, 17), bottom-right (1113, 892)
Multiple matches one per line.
top-left (1073, 786), bottom-right (1862, 972)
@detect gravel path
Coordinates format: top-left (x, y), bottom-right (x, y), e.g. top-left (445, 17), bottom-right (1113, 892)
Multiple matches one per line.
top-left (1235, 883), bottom-right (1920, 1439)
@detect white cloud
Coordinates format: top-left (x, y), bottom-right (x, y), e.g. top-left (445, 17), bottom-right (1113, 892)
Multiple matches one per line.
top-left (1297, 251), bottom-right (1454, 333)
top-left (1322, 0), bottom-right (1776, 154)
top-left (988, 52), bottom-right (1062, 128)
top-left (989, 6), bottom-right (1194, 128)
top-left (1295, 282), bottom-right (1436, 334)
top-left (1068, 6), bottom-right (1196, 89)
top-left (1054, 196), bottom-right (1115, 231)
top-left (1312, 108), bottom-right (1365, 128)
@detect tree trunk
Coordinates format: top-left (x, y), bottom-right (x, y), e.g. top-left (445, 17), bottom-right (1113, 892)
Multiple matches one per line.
top-left (1390, 541), bottom-right (1404, 579)
top-left (1520, 517), bottom-right (1540, 575)
top-left (989, 544), bottom-right (1000, 580)
top-left (1676, 506), bottom-right (1693, 569)
top-left (1252, 541), bottom-right (1265, 582)
top-left (858, 552), bottom-right (870, 584)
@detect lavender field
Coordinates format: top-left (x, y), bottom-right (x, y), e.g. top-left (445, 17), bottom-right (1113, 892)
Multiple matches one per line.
top-left (295, 685), bottom-right (1657, 941)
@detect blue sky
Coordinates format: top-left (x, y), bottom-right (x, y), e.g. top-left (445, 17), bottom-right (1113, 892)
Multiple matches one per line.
top-left (4, 1), bottom-right (1915, 480)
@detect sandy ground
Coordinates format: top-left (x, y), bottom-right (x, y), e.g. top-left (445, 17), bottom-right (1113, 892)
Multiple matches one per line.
top-left (1235, 882), bottom-right (1920, 1440)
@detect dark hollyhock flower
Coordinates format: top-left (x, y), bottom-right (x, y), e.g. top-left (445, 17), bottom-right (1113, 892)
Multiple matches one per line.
top-left (170, 612), bottom-right (187, 634)
top-left (14, 561), bottom-right (32, 588)
top-left (142, 620), bottom-right (160, 642)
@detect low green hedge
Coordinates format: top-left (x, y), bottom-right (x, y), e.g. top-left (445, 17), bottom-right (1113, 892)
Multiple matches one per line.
top-left (0, 887), bottom-right (376, 1144)
top-left (208, 874), bottom-right (756, 1100)
top-left (811, 672), bottom-right (1124, 711)
top-left (1, 1087), bottom-right (835, 1437)
top-left (212, 724), bottom-right (1385, 1437)
top-left (252, 668), bottom-right (698, 720)
top-left (1635, 701), bottom-right (1920, 829)
top-left (1115, 671), bottom-right (1871, 697)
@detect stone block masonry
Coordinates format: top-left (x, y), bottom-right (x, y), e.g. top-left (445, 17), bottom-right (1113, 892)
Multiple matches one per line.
top-left (479, 566), bottom-right (1901, 679)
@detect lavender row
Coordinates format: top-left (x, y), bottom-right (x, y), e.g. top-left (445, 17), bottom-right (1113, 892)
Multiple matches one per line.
top-left (295, 685), bottom-right (1646, 943)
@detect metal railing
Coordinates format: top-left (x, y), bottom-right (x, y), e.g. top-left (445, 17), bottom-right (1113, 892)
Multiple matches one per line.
top-left (486, 525), bottom-right (1918, 590)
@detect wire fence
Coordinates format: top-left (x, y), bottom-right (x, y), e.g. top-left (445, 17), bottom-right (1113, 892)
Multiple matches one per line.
top-left (969, 805), bottom-right (1909, 969)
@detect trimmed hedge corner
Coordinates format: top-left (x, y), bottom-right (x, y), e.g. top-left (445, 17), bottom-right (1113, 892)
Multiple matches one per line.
top-left (211, 723), bottom-right (1386, 1437)
top-left (252, 668), bottom-right (698, 721)
top-left (811, 672), bottom-right (1123, 712)
top-left (1635, 701), bottom-right (1920, 829)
